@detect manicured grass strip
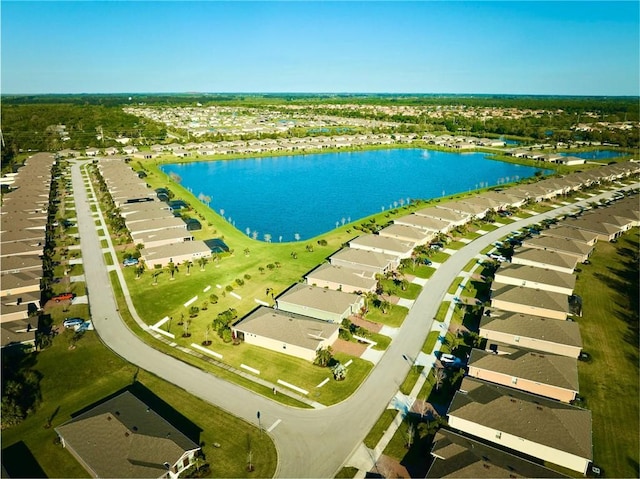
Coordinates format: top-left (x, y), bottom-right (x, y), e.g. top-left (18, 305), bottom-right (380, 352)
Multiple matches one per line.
top-left (364, 304), bottom-right (409, 328)
top-left (574, 229), bottom-right (639, 478)
top-left (363, 409), bottom-right (397, 449)
top-left (422, 330), bottom-right (440, 354)
top-left (480, 245), bottom-right (494, 254)
top-left (434, 302), bottom-right (450, 322)
top-left (103, 253), bottom-right (114, 265)
top-left (411, 264), bottom-right (436, 279)
top-left (379, 279), bottom-right (422, 299)
top-left (462, 259), bottom-right (477, 272)
top-left (369, 332), bottom-right (391, 351)
top-left (399, 366), bottom-right (424, 395)
top-left (479, 223), bottom-right (498, 232)
top-left (462, 231), bottom-right (481, 241)
top-left (100, 239), bottom-right (108, 248)
top-left (430, 251), bottom-right (451, 263)
top-left (335, 467), bottom-right (359, 478)
top-left (447, 276), bottom-right (464, 295)
top-left (446, 241), bottom-right (466, 250)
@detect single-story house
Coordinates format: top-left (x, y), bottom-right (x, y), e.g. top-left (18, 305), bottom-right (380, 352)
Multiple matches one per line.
top-left (493, 263), bottom-right (576, 296)
top-left (541, 226), bottom-right (599, 246)
top-left (305, 263), bottom-right (377, 294)
top-left (426, 428), bottom-right (568, 479)
top-left (232, 306), bottom-right (340, 362)
top-left (348, 234), bottom-right (414, 259)
top-left (480, 311), bottom-right (583, 358)
top-left (415, 206), bottom-right (469, 226)
top-left (55, 391), bottom-right (201, 479)
top-left (447, 377), bottom-right (592, 475)
top-left (1, 255), bottom-right (43, 275)
top-left (1, 318), bottom-right (36, 348)
top-left (127, 217), bottom-right (188, 236)
top-left (490, 283), bottom-right (569, 320)
top-left (140, 240), bottom-right (211, 268)
top-left (122, 208), bottom-right (176, 224)
top-left (393, 214), bottom-right (450, 234)
top-left (132, 151), bottom-right (161, 160)
top-left (1, 270), bottom-right (42, 297)
top-left (378, 224), bottom-right (433, 246)
top-left (275, 283), bottom-right (364, 323)
top-left (510, 247), bottom-right (579, 275)
top-left (563, 216), bottom-right (623, 242)
top-left (467, 348), bottom-right (579, 403)
top-left (131, 229), bottom-right (195, 249)
top-left (329, 248), bottom-right (400, 275)
top-left (437, 200), bottom-right (489, 219)
top-left (0, 239), bottom-right (44, 258)
top-left (521, 236), bottom-right (593, 263)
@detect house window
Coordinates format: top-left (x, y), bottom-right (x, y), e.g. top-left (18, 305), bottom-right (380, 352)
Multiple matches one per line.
top-left (511, 377), bottom-right (518, 384)
top-left (183, 457), bottom-right (190, 468)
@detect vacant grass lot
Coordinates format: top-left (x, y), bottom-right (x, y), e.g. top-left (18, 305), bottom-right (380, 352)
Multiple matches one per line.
top-left (574, 228), bottom-right (639, 478)
top-left (1, 332), bottom-right (277, 478)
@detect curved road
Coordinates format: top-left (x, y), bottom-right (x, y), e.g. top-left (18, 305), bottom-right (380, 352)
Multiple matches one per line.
top-left (70, 161), bottom-right (634, 477)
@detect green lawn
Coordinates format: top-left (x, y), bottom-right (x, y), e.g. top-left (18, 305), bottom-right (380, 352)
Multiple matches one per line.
top-left (477, 223), bottom-right (499, 232)
top-left (363, 409), bottom-right (397, 449)
top-left (410, 264), bottom-right (436, 279)
top-left (445, 240), bottom-right (466, 250)
top-left (335, 466), bottom-right (359, 478)
top-left (364, 304), bottom-right (409, 328)
top-left (422, 330), bottom-right (440, 354)
top-left (399, 366), bottom-right (424, 395)
top-left (429, 251), bottom-right (451, 263)
top-left (447, 276), bottom-right (465, 295)
top-left (462, 259), bottom-right (478, 272)
top-left (369, 332), bottom-right (392, 351)
top-left (379, 278), bottom-right (422, 299)
top-left (434, 302), bottom-right (450, 322)
top-left (574, 228), bottom-right (639, 478)
top-left (1, 333), bottom-right (277, 479)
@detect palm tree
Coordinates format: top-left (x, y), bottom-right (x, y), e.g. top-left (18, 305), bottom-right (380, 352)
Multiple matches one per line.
top-left (152, 270), bottom-right (163, 286)
top-left (185, 260), bottom-right (193, 275)
top-left (167, 262), bottom-right (177, 280)
top-left (314, 346), bottom-right (334, 367)
top-left (198, 257), bottom-right (208, 271)
top-left (380, 299), bottom-right (391, 314)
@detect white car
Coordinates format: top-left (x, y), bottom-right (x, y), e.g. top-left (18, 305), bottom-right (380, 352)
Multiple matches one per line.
top-left (440, 353), bottom-right (456, 364)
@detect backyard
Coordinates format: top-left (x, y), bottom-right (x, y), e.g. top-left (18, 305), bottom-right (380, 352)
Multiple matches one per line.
top-left (574, 228), bottom-right (639, 478)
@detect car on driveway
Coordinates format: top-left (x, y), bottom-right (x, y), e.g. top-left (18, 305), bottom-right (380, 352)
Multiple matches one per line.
top-left (53, 292), bottom-right (75, 302)
top-left (63, 317), bottom-right (85, 328)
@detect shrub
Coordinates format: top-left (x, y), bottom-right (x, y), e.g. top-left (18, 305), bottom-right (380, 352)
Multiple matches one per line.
top-left (189, 306), bottom-right (199, 317)
top-left (221, 328), bottom-right (233, 343)
top-left (317, 239), bottom-right (328, 247)
top-left (235, 278), bottom-right (244, 286)
top-left (266, 263), bottom-right (275, 270)
top-left (209, 294), bottom-right (218, 304)
top-left (244, 273), bottom-right (251, 280)
top-left (225, 285), bottom-right (233, 292)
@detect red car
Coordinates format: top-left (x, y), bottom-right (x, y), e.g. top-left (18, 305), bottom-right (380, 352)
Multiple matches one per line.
top-left (52, 292), bottom-right (75, 302)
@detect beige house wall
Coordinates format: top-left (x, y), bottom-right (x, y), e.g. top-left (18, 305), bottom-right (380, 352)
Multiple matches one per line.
top-left (493, 274), bottom-right (574, 296)
top-left (479, 328), bottom-right (581, 359)
top-left (305, 277), bottom-right (375, 294)
top-left (144, 250), bottom-right (211, 269)
top-left (447, 415), bottom-right (590, 475)
top-left (510, 257), bottom-right (574, 275)
top-left (490, 299), bottom-right (567, 320)
top-left (236, 327), bottom-right (338, 362)
top-left (467, 366), bottom-right (578, 403)
top-left (1, 282), bottom-right (41, 297)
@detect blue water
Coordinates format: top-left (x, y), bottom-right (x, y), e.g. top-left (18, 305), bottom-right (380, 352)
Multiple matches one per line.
top-left (161, 149), bottom-right (548, 241)
top-left (560, 150), bottom-right (624, 161)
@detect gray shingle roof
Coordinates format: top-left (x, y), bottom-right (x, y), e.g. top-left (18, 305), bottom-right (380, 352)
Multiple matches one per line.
top-left (276, 283), bottom-right (361, 315)
top-left (511, 247), bottom-right (579, 270)
top-left (449, 378), bottom-right (592, 460)
top-left (233, 306), bottom-right (339, 350)
top-left (468, 348), bottom-right (579, 391)
top-left (491, 283), bottom-right (569, 314)
top-left (55, 391), bottom-right (200, 478)
top-left (494, 263), bottom-right (576, 290)
top-left (480, 312), bottom-right (582, 348)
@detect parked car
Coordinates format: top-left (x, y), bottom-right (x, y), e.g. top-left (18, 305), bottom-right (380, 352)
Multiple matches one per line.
top-left (63, 317), bottom-right (85, 328)
top-left (52, 292), bottom-right (75, 302)
top-left (440, 353), bottom-right (457, 365)
top-left (123, 257), bottom-right (139, 267)
top-left (423, 258), bottom-right (432, 266)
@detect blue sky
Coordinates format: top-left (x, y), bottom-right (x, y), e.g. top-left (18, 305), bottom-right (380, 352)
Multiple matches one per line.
top-left (2, 1), bottom-right (638, 95)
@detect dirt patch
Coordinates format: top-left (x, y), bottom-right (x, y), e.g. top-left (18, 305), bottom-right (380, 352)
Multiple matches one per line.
top-left (331, 338), bottom-right (368, 357)
top-left (350, 315), bottom-right (383, 333)
top-left (371, 454), bottom-right (410, 479)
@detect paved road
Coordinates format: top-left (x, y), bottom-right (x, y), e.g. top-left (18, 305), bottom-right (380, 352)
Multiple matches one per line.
top-left (70, 161), bottom-right (635, 478)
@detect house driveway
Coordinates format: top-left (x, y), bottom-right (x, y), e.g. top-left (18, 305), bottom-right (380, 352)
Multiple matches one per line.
top-left (331, 338), bottom-right (368, 357)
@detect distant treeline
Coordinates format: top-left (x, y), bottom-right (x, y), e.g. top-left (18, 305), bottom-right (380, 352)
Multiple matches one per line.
top-left (1, 103), bottom-right (167, 172)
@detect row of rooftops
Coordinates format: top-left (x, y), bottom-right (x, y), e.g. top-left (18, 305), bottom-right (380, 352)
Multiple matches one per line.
top-left (435, 191), bottom-right (638, 475)
top-left (1, 152), bottom-right (57, 339)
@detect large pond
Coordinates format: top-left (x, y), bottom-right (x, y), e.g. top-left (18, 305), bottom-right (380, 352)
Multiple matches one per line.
top-left (161, 149), bottom-right (549, 241)
top-left (560, 150), bottom-right (625, 161)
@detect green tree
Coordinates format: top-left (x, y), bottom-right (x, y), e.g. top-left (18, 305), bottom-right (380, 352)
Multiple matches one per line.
top-left (314, 346), bottom-right (334, 367)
